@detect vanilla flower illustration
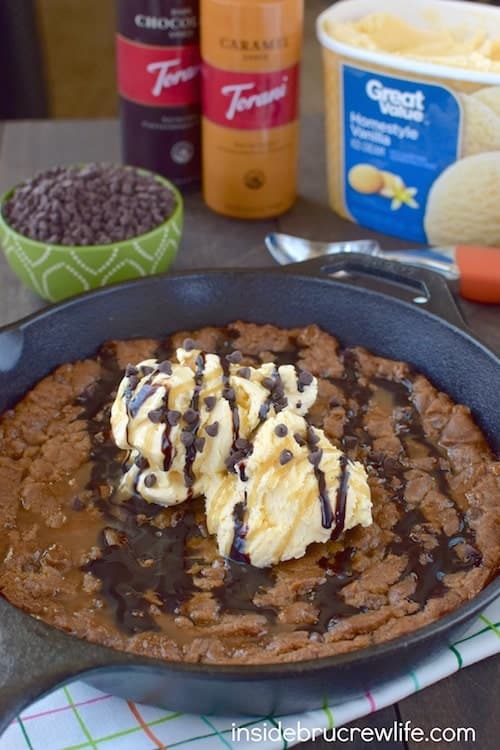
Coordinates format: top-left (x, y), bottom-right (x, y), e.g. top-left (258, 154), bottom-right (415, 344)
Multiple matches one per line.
top-left (380, 175), bottom-right (419, 211)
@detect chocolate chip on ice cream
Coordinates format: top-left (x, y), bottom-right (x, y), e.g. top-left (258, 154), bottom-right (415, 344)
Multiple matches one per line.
top-left (206, 422), bottom-right (220, 437)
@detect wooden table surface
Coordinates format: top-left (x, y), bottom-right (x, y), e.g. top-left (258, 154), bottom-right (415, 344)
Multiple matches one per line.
top-left (0, 112), bottom-right (498, 748)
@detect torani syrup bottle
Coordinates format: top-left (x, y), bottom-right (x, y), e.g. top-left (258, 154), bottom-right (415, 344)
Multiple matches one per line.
top-left (201, 0), bottom-right (303, 217)
top-left (116, 0), bottom-right (201, 189)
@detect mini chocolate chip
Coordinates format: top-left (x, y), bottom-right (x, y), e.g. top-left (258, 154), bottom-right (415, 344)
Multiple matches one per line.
top-left (296, 401), bottom-right (302, 409)
top-left (294, 432), bottom-right (306, 446)
top-left (148, 408), bottom-right (164, 423)
top-left (262, 376), bottom-right (275, 390)
top-left (183, 338), bottom-right (196, 351)
top-left (274, 423), bottom-right (288, 438)
top-left (236, 367), bottom-right (251, 379)
top-left (125, 364), bottom-right (138, 377)
top-left (308, 449), bottom-right (323, 467)
top-left (144, 473), bottom-right (157, 488)
top-left (299, 370), bottom-right (314, 386)
top-left (184, 474), bottom-right (194, 488)
top-left (180, 431), bottom-right (195, 447)
top-left (307, 427), bottom-right (320, 445)
top-left (71, 497), bottom-right (85, 511)
top-left (279, 449), bottom-right (293, 465)
top-left (205, 421), bottom-right (219, 437)
top-left (223, 387), bottom-right (235, 401)
top-left (183, 408), bottom-right (198, 424)
top-left (141, 365), bottom-right (154, 375)
top-left (135, 455), bottom-right (149, 470)
top-left (194, 437), bottom-right (206, 453)
top-left (158, 360), bottom-right (172, 375)
top-left (204, 396), bottom-right (216, 411)
top-left (225, 450), bottom-right (246, 471)
top-left (272, 384), bottom-right (285, 399)
top-left (226, 350), bottom-right (243, 364)
top-left (167, 410), bottom-right (181, 426)
top-left (274, 397), bottom-right (288, 411)
top-left (127, 375), bottom-right (139, 390)
top-left (235, 437), bottom-right (250, 451)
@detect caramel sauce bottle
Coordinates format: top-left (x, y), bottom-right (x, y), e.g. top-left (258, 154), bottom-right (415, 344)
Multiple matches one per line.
top-left (201, 0), bottom-right (303, 218)
top-left (116, 0), bottom-right (201, 189)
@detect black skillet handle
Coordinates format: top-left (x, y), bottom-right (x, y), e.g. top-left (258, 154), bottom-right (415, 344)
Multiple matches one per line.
top-left (285, 253), bottom-right (468, 331)
top-left (0, 599), bottom-right (129, 733)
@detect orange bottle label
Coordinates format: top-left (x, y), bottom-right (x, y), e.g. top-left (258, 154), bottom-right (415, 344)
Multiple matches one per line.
top-left (201, 0), bottom-right (303, 219)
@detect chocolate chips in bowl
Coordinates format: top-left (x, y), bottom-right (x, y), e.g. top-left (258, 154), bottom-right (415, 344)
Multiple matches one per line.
top-left (0, 163), bottom-right (183, 302)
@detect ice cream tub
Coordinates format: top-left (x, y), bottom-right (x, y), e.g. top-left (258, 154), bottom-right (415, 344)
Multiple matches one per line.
top-left (316, 0), bottom-right (500, 246)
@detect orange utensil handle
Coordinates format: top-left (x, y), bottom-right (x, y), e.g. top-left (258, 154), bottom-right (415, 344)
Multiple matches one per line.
top-left (456, 245), bottom-right (500, 304)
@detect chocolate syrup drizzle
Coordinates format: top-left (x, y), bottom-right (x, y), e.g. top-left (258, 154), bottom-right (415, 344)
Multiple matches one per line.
top-left (75, 332), bottom-right (483, 637)
top-left (258, 367), bottom-right (279, 423)
top-left (220, 357), bottom-right (242, 459)
top-left (372, 377), bottom-right (451, 495)
top-left (330, 454), bottom-right (350, 542)
top-left (329, 355), bottom-right (481, 607)
top-left (128, 382), bottom-right (157, 418)
top-left (216, 557), bottom-right (275, 619)
top-left (311, 548), bottom-right (360, 631)
top-left (389, 508), bottom-right (481, 607)
top-left (228, 498), bottom-right (250, 564)
top-left (160, 389), bottom-right (173, 470)
top-left (183, 352), bottom-right (206, 492)
top-left (85, 499), bottom-right (200, 633)
top-left (306, 433), bottom-right (334, 530)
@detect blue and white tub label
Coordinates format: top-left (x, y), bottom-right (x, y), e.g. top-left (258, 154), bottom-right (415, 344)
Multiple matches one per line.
top-left (341, 64), bottom-right (461, 243)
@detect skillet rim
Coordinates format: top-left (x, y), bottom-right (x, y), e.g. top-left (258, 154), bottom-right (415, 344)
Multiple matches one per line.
top-left (0, 263), bottom-right (498, 678)
top-left (1, 263), bottom-right (498, 364)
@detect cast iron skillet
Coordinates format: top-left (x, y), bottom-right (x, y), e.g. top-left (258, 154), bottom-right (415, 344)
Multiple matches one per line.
top-left (0, 255), bottom-right (498, 730)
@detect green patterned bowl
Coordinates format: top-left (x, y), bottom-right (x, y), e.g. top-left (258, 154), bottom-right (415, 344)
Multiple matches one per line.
top-left (0, 172), bottom-right (183, 302)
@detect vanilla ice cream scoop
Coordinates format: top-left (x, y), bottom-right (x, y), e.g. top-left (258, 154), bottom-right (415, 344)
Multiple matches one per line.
top-left (111, 347), bottom-right (372, 567)
top-left (111, 348), bottom-right (317, 505)
top-left (205, 412), bottom-right (372, 567)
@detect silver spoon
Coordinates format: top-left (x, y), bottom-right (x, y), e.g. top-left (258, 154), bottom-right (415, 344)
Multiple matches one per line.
top-left (265, 234), bottom-right (381, 265)
top-left (265, 233), bottom-right (460, 281)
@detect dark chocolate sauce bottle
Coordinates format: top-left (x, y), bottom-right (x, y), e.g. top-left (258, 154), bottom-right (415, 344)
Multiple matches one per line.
top-left (116, 0), bottom-right (201, 190)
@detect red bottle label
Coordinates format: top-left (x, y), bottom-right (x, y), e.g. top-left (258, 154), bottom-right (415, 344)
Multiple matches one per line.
top-left (116, 35), bottom-right (201, 107)
top-left (202, 62), bottom-right (299, 130)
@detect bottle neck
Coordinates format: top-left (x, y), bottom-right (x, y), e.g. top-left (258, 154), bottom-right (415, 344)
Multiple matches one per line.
top-left (117, 0), bottom-right (200, 46)
top-left (200, 0), bottom-right (303, 72)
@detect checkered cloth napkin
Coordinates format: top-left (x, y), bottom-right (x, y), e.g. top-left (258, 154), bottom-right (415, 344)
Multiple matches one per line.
top-left (2, 598), bottom-right (498, 750)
